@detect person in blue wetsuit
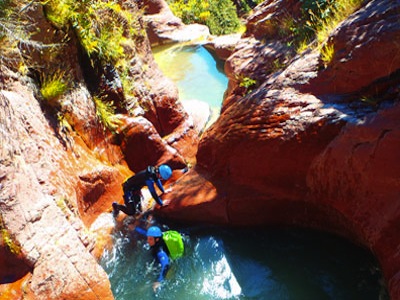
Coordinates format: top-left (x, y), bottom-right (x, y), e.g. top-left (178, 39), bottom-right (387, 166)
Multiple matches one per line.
top-left (136, 225), bottom-right (170, 292)
top-left (112, 164), bottom-right (172, 217)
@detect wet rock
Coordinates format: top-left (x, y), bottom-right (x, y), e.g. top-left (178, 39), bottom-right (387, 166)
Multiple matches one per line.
top-left (307, 101), bottom-right (400, 296)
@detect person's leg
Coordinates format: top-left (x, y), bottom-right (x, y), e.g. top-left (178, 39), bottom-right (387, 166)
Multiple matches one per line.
top-left (116, 202), bottom-right (135, 215)
top-left (132, 192), bottom-right (142, 214)
top-left (112, 190), bottom-right (135, 216)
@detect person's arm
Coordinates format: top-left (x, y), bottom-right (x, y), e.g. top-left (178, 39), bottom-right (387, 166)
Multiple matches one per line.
top-left (154, 177), bottom-right (165, 193)
top-left (156, 249), bottom-right (170, 282)
top-left (134, 226), bottom-right (147, 236)
top-left (146, 179), bottom-right (163, 206)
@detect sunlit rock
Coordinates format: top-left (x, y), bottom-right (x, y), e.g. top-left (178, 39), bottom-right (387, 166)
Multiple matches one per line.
top-left (139, 0), bottom-right (210, 46)
top-left (204, 33), bottom-right (242, 61)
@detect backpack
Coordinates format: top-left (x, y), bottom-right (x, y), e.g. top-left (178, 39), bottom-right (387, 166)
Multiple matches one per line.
top-left (163, 230), bottom-right (184, 259)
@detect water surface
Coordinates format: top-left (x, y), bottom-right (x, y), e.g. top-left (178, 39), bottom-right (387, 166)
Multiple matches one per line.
top-left (152, 44), bottom-right (228, 109)
top-left (101, 226), bottom-right (387, 300)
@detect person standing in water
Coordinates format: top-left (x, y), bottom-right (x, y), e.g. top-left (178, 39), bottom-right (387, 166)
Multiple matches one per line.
top-left (112, 164), bottom-right (172, 217)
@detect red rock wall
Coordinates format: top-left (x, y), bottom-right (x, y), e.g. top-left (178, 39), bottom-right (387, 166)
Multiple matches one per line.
top-left (156, 0), bottom-right (400, 299)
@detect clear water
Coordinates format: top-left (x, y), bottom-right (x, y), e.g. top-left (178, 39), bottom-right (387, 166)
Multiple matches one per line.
top-left (101, 226), bottom-right (387, 300)
top-left (152, 44), bottom-right (228, 109)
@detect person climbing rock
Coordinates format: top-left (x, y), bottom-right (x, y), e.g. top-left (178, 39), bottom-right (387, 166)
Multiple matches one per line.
top-left (112, 164), bottom-right (173, 217)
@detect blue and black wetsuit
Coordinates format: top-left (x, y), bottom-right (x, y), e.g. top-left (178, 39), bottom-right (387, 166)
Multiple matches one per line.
top-left (115, 166), bottom-right (165, 215)
top-left (151, 239), bottom-right (170, 283)
top-left (135, 227), bottom-right (170, 283)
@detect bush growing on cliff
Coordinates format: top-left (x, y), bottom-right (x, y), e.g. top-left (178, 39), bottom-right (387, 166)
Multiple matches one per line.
top-left (42, 0), bottom-right (146, 112)
top-left (43, 0), bottom-right (143, 64)
top-left (296, 0), bottom-right (363, 47)
top-left (0, 0), bottom-right (34, 72)
top-left (236, 0), bottom-right (263, 16)
top-left (167, 0), bottom-right (241, 35)
top-left (39, 70), bottom-right (69, 105)
top-left (276, 0), bottom-right (363, 54)
top-left (0, 215), bottom-right (21, 255)
top-left (93, 96), bottom-right (122, 132)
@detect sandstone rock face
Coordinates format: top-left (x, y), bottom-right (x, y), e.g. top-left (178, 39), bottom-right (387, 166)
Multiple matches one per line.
top-left (0, 0), bottom-right (199, 298)
top-left (156, 0), bottom-right (400, 299)
top-left (0, 80), bottom-right (114, 299)
top-left (2, 0), bottom-right (399, 298)
top-left (244, 0), bottom-right (302, 40)
top-left (307, 102), bottom-right (400, 294)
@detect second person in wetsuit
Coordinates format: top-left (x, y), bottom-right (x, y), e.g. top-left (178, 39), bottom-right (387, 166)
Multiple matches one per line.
top-left (112, 164), bottom-right (172, 216)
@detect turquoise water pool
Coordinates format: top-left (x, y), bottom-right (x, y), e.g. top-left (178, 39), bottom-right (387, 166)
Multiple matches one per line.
top-left (101, 225), bottom-right (387, 300)
top-left (153, 44), bottom-right (228, 109)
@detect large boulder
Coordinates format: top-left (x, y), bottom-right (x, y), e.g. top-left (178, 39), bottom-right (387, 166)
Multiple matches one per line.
top-left (120, 115), bottom-right (188, 172)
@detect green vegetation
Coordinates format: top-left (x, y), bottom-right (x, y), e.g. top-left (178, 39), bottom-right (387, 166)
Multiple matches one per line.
top-left (238, 75), bottom-right (257, 94)
top-left (43, 0), bottom-right (142, 64)
top-left (237, 0), bottom-right (263, 15)
top-left (40, 71), bottom-right (69, 105)
top-left (167, 0), bottom-right (241, 35)
top-left (239, 76), bottom-right (256, 88)
top-left (93, 96), bottom-right (122, 132)
top-left (1, 229), bottom-right (21, 254)
top-left (42, 0), bottom-right (145, 112)
top-left (0, 0), bottom-right (13, 19)
top-left (0, 215), bottom-right (21, 255)
top-left (283, 0), bottom-right (363, 53)
top-left (320, 42), bottom-right (335, 66)
top-left (360, 95), bottom-right (378, 106)
top-left (55, 196), bottom-right (69, 214)
top-left (0, 0), bottom-right (31, 71)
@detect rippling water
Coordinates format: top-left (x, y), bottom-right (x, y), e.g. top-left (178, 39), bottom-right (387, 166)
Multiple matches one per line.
top-left (101, 226), bottom-right (387, 300)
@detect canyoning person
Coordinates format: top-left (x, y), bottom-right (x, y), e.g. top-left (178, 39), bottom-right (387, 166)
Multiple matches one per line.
top-left (112, 164), bottom-right (173, 217)
top-left (147, 226), bottom-right (170, 292)
top-left (134, 225), bottom-right (184, 292)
